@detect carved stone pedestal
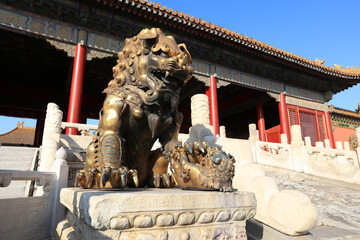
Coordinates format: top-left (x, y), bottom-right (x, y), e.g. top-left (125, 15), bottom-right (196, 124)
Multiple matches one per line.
top-left (56, 188), bottom-right (256, 240)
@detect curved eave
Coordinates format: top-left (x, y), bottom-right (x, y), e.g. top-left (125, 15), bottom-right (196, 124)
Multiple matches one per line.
top-left (96, 0), bottom-right (360, 83)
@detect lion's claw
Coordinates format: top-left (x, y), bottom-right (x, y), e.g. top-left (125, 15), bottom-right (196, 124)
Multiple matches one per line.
top-left (118, 167), bottom-right (128, 188)
top-left (101, 167), bottom-right (112, 187)
top-left (194, 142), bottom-right (206, 154)
top-left (128, 169), bottom-right (139, 188)
top-left (153, 173), bottom-right (173, 188)
top-left (184, 142), bottom-right (193, 154)
top-left (86, 168), bottom-right (99, 188)
top-left (75, 172), bottom-right (85, 187)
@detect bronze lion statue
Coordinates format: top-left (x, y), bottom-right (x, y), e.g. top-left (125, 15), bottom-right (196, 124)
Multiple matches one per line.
top-left (76, 28), bottom-right (234, 191)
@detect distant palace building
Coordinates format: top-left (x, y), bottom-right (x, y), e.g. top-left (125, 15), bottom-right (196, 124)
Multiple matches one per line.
top-left (0, 122), bottom-right (35, 146)
top-left (329, 104), bottom-right (360, 150)
top-left (0, 0), bottom-right (359, 148)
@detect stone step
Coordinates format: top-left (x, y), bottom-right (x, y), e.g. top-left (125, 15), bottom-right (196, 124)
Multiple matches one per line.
top-left (0, 146), bottom-right (38, 151)
top-left (0, 147), bottom-right (37, 171)
top-left (0, 147), bottom-right (38, 198)
top-left (0, 159), bottom-right (35, 166)
top-left (0, 147), bottom-right (37, 156)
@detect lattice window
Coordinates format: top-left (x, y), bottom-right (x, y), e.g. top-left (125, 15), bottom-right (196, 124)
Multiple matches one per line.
top-left (288, 108), bottom-right (298, 126)
top-left (299, 110), bottom-right (317, 144)
top-left (317, 114), bottom-right (326, 141)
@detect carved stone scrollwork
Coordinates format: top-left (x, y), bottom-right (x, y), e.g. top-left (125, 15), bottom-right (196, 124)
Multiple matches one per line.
top-left (108, 207), bottom-right (256, 231)
top-left (260, 144), bottom-right (289, 157)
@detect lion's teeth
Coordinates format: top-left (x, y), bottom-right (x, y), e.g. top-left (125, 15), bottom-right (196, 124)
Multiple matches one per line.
top-left (165, 71), bottom-right (170, 78)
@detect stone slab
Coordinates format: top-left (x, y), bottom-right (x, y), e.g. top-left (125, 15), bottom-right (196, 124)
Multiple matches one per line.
top-left (246, 219), bottom-right (360, 240)
top-left (57, 188), bottom-right (256, 240)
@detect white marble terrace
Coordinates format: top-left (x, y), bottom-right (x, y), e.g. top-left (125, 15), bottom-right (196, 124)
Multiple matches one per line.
top-left (1, 98), bottom-right (360, 239)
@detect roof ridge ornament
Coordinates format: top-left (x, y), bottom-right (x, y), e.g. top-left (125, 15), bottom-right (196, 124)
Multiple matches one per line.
top-left (315, 58), bottom-right (325, 65)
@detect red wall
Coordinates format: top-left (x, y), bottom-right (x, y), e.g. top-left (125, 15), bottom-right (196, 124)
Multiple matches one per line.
top-left (333, 126), bottom-right (356, 149)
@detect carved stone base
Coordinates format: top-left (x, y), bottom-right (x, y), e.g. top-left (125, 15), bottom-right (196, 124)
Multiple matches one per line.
top-left (56, 188), bottom-right (256, 240)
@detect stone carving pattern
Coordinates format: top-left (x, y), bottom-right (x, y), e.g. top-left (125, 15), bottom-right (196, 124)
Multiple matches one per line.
top-left (0, 197), bottom-right (49, 240)
top-left (45, 103), bottom-right (63, 135)
top-left (307, 149), bottom-right (356, 166)
top-left (108, 207), bottom-right (256, 231)
top-left (0, 170), bottom-right (55, 240)
top-left (191, 94), bottom-right (210, 125)
top-left (259, 144), bottom-right (289, 159)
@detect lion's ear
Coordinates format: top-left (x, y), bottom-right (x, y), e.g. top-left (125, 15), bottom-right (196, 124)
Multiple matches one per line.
top-left (138, 28), bottom-right (158, 40)
top-left (138, 28), bottom-right (158, 49)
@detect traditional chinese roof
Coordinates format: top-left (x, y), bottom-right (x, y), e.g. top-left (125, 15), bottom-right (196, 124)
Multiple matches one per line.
top-left (329, 105), bottom-right (360, 119)
top-left (96, 0), bottom-right (360, 81)
top-left (0, 122), bottom-right (35, 145)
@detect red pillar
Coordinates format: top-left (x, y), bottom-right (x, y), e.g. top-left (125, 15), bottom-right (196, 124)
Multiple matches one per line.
top-left (257, 103), bottom-right (266, 141)
top-left (278, 93), bottom-right (290, 143)
top-left (66, 43), bottom-right (87, 135)
top-left (324, 111), bottom-right (335, 148)
top-left (206, 75), bottom-right (219, 136)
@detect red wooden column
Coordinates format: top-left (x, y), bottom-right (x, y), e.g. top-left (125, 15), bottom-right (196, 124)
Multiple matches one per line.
top-left (256, 103), bottom-right (266, 141)
top-left (278, 93), bottom-right (290, 143)
top-left (324, 111), bottom-right (335, 148)
top-left (205, 75), bottom-right (219, 136)
top-left (66, 43), bottom-right (87, 135)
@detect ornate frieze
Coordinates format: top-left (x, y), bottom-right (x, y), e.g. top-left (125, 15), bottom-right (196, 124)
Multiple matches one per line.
top-left (57, 188), bottom-right (256, 240)
top-left (0, 4), bottom-right (124, 54)
top-left (331, 114), bottom-right (360, 129)
top-left (193, 59), bottom-right (325, 102)
top-left (1, 4), bottom-right (326, 102)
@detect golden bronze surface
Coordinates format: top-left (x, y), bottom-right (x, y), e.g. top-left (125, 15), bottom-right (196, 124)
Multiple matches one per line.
top-left (76, 28), bottom-right (234, 191)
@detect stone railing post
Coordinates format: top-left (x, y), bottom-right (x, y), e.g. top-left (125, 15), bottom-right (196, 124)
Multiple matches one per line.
top-left (344, 142), bottom-right (350, 151)
top-left (324, 139), bottom-right (331, 148)
top-left (191, 94), bottom-right (210, 125)
top-left (50, 147), bottom-right (69, 237)
top-left (280, 134), bottom-right (288, 144)
top-left (39, 103), bottom-right (63, 171)
top-left (290, 125), bottom-right (304, 172)
top-left (219, 126), bottom-right (226, 138)
top-left (335, 141), bottom-right (343, 150)
top-left (356, 127), bottom-right (360, 163)
top-left (304, 137), bottom-right (311, 147)
top-left (315, 142), bottom-right (324, 148)
top-left (188, 94), bottom-right (214, 142)
top-left (249, 123), bottom-right (259, 163)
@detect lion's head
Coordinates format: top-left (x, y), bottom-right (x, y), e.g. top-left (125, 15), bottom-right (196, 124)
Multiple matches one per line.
top-left (106, 28), bottom-right (193, 106)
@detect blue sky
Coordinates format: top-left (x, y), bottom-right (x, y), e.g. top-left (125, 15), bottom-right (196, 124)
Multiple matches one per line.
top-left (0, 0), bottom-right (359, 133)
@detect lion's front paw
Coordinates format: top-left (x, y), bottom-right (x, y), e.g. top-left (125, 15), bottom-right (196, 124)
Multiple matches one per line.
top-left (76, 166), bottom-right (138, 189)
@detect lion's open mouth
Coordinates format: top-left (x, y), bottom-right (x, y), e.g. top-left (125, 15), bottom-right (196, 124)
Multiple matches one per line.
top-left (148, 68), bottom-right (188, 92)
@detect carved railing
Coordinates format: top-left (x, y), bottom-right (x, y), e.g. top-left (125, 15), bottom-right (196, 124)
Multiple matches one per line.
top-left (60, 122), bottom-right (98, 136)
top-left (255, 141), bottom-right (293, 170)
top-left (0, 169), bottom-right (55, 192)
top-left (0, 170), bottom-right (55, 240)
top-left (302, 144), bottom-right (360, 184)
top-left (0, 148), bottom-right (69, 240)
top-left (249, 124), bottom-right (360, 185)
